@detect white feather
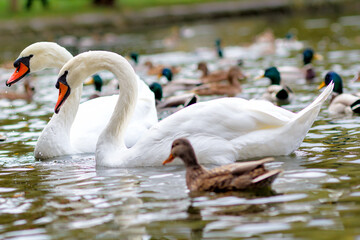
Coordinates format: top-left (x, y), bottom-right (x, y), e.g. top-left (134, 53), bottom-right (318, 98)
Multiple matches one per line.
top-left (59, 51), bottom-right (334, 168)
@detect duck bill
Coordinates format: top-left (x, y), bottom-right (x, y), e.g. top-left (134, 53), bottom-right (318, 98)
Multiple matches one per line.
top-left (318, 81), bottom-right (326, 90)
top-left (6, 63), bottom-right (30, 87)
top-left (162, 153), bottom-right (175, 165)
top-left (314, 53), bottom-right (323, 61)
top-left (254, 74), bottom-right (264, 80)
top-left (54, 81), bottom-right (71, 114)
top-left (84, 76), bottom-right (95, 85)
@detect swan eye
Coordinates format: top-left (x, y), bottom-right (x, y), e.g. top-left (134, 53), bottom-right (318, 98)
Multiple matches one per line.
top-left (56, 71), bottom-right (69, 89)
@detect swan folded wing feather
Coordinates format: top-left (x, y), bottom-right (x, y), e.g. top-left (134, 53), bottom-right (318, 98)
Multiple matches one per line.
top-left (123, 98), bottom-right (294, 167)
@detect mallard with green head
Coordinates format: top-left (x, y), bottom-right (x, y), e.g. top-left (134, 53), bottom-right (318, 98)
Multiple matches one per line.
top-left (258, 66), bottom-right (294, 105)
top-left (158, 68), bottom-right (203, 96)
top-left (149, 82), bottom-right (198, 114)
top-left (279, 48), bottom-right (322, 82)
top-left (318, 71), bottom-right (360, 114)
top-left (163, 138), bottom-right (282, 192)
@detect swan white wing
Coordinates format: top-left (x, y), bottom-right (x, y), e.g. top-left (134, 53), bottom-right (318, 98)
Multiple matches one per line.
top-left (70, 95), bottom-right (118, 152)
top-left (71, 78), bottom-right (157, 152)
top-left (115, 97), bottom-right (295, 167)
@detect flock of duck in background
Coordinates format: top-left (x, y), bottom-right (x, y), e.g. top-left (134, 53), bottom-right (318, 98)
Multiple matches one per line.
top-left (0, 30), bottom-right (359, 193)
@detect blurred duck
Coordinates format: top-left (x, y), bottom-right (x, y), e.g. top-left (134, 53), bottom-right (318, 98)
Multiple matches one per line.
top-left (0, 78), bottom-right (34, 102)
top-left (85, 74), bottom-right (118, 100)
top-left (160, 68), bottom-right (203, 96)
top-left (257, 67), bottom-right (294, 105)
top-left (149, 82), bottom-right (198, 113)
top-left (88, 74), bottom-right (103, 100)
top-left (197, 62), bottom-right (246, 83)
top-left (145, 61), bottom-right (180, 76)
top-left (279, 48), bottom-right (322, 82)
top-left (215, 38), bottom-right (223, 58)
top-left (319, 71), bottom-right (360, 115)
top-left (163, 138), bottom-right (282, 192)
top-left (0, 134), bottom-right (6, 141)
top-left (192, 66), bottom-right (243, 97)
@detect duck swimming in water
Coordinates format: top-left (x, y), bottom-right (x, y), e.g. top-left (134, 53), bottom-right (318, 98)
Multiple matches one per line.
top-left (163, 138), bottom-right (282, 192)
top-left (257, 67), bottom-right (294, 105)
top-left (319, 71), bottom-right (360, 115)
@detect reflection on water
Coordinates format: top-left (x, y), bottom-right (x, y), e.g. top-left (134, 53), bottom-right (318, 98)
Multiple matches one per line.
top-left (1, 12), bottom-right (360, 239)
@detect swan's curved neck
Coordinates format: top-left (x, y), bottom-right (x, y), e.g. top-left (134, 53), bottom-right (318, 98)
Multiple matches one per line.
top-left (35, 46), bottom-right (82, 158)
top-left (68, 52), bottom-right (138, 162)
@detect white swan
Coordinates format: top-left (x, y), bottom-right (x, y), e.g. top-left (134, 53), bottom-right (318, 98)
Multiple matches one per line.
top-left (6, 42), bottom-right (157, 159)
top-left (55, 51), bottom-right (334, 167)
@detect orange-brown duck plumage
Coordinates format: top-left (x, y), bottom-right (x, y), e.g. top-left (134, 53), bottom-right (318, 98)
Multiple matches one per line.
top-left (163, 138), bottom-right (282, 192)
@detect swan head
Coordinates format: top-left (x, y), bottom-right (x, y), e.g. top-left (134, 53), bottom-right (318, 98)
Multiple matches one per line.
top-left (319, 71), bottom-right (343, 94)
top-left (54, 53), bottom-right (91, 114)
top-left (6, 54), bottom-right (32, 87)
top-left (264, 67), bottom-right (281, 85)
top-left (6, 42), bottom-right (73, 87)
top-left (163, 138), bottom-right (198, 167)
top-left (54, 71), bottom-right (71, 114)
top-left (149, 82), bottom-right (163, 101)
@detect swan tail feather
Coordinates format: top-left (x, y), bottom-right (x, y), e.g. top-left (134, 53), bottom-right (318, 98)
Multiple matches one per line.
top-left (295, 82), bottom-right (333, 121)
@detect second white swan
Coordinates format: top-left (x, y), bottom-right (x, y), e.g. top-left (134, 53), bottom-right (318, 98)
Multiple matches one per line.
top-left (55, 51), bottom-right (334, 167)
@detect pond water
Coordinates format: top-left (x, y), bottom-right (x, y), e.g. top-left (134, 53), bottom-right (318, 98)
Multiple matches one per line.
top-left (1, 12), bottom-right (360, 239)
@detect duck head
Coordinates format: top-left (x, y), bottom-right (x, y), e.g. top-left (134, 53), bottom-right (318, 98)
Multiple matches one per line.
top-left (319, 71), bottom-right (343, 95)
top-left (264, 67), bottom-right (281, 85)
top-left (215, 38), bottom-right (223, 58)
top-left (129, 52), bottom-right (139, 64)
top-left (303, 48), bottom-right (322, 65)
top-left (92, 74), bottom-right (103, 92)
top-left (161, 68), bottom-right (173, 82)
top-left (163, 138), bottom-right (198, 167)
top-left (197, 62), bottom-right (209, 76)
top-left (149, 82), bottom-right (163, 101)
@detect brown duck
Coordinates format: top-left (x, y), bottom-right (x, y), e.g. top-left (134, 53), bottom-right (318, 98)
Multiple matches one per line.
top-left (163, 138), bottom-right (282, 192)
top-left (144, 61), bottom-right (180, 76)
top-left (197, 62), bottom-right (246, 83)
top-left (0, 78), bottom-right (34, 102)
top-left (192, 66), bottom-right (243, 97)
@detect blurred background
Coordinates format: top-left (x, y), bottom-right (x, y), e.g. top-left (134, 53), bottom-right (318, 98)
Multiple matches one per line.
top-left (1, 0), bottom-right (360, 64)
top-left (2, 1), bottom-right (360, 239)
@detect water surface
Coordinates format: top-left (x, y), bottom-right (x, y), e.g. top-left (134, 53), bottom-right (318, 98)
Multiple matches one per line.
top-left (1, 13), bottom-right (360, 239)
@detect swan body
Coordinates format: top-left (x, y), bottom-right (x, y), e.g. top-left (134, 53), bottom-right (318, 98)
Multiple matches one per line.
top-left (7, 42), bottom-right (157, 159)
top-left (55, 51), bottom-right (334, 168)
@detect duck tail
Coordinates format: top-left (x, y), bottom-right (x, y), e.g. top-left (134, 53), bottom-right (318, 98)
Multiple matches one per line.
top-left (252, 169), bottom-right (282, 187)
